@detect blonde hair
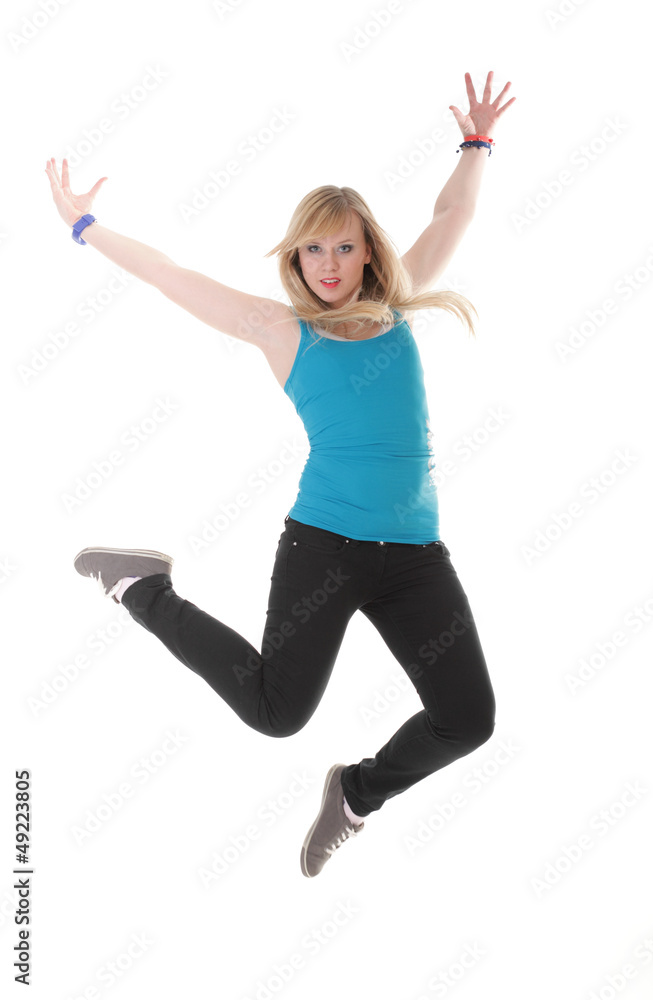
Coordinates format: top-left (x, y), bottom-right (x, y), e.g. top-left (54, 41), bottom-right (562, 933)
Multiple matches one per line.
top-left (263, 185), bottom-right (477, 340)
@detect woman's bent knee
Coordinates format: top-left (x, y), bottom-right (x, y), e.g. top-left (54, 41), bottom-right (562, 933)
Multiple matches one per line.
top-left (460, 715), bottom-right (495, 752)
top-left (259, 712), bottom-right (312, 739)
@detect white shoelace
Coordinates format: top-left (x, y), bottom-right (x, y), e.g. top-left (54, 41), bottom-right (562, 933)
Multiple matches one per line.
top-left (88, 569), bottom-right (120, 599)
top-left (325, 825), bottom-right (358, 855)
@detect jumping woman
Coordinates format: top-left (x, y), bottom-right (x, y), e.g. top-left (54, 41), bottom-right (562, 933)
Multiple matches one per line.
top-left (46, 70), bottom-right (516, 877)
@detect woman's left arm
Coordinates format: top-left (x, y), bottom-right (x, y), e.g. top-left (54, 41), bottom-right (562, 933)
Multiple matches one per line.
top-left (401, 71), bottom-right (516, 292)
top-left (432, 145), bottom-right (490, 215)
top-left (436, 69), bottom-right (516, 212)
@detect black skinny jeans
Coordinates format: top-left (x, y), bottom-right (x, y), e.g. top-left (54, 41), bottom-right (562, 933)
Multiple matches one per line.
top-left (121, 516), bottom-right (496, 816)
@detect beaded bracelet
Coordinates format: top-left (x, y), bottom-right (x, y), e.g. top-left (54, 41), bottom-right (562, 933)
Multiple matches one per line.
top-left (456, 133), bottom-right (495, 156)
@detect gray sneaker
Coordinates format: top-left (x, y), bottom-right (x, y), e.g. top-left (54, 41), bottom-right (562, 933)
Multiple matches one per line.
top-left (300, 763), bottom-right (365, 878)
top-left (73, 546), bottom-right (174, 603)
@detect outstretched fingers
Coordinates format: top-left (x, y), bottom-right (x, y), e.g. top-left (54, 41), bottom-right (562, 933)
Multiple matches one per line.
top-left (46, 156), bottom-right (106, 199)
top-left (47, 157), bottom-right (63, 187)
top-left (88, 175), bottom-right (108, 198)
top-left (482, 69), bottom-right (494, 105)
top-left (495, 87), bottom-right (516, 117)
top-left (462, 70), bottom-right (493, 109)
top-left (45, 158), bottom-right (60, 193)
top-left (463, 71), bottom-right (477, 106)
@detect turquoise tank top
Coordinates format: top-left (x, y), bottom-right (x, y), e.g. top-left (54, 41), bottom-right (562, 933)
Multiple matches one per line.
top-left (283, 310), bottom-right (440, 542)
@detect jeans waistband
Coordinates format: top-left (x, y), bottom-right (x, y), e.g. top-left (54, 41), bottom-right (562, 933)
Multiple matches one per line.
top-left (284, 514), bottom-right (445, 551)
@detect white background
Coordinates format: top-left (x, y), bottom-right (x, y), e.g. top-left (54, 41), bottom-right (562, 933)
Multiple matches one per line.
top-left (2, 0), bottom-right (653, 997)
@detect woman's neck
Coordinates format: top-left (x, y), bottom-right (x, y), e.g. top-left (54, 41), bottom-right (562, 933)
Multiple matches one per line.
top-left (331, 314), bottom-right (388, 339)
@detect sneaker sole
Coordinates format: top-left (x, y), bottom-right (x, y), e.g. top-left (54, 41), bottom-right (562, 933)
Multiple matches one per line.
top-left (73, 546), bottom-right (174, 564)
top-left (300, 763), bottom-right (344, 878)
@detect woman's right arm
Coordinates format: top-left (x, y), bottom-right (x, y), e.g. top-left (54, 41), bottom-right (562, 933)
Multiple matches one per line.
top-left (45, 158), bottom-right (287, 344)
top-left (71, 220), bottom-right (174, 286)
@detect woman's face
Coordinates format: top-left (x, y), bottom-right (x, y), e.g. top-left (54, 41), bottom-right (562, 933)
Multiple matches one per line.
top-left (296, 212), bottom-right (372, 310)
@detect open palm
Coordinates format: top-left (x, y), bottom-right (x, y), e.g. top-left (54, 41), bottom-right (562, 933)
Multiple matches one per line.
top-left (45, 157), bottom-right (108, 227)
top-left (449, 70), bottom-right (516, 139)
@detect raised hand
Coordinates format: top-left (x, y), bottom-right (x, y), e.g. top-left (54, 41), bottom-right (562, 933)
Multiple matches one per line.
top-left (449, 71), bottom-right (516, 139)
top-left (45, 157), bottom-right (108, 228)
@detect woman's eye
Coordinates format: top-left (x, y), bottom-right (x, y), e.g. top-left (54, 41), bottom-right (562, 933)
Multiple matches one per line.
top-left (306, 245), bottom-right (352, 252)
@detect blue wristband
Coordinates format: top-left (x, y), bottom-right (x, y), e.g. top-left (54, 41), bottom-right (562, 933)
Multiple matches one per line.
top-left (72, 214), bottom-right (97, 245)
top-left (456, 140), bottom-right (492, 156)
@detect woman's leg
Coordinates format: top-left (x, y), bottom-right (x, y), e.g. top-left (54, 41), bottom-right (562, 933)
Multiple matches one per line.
top-left (120, 517), bottom-right (363, 737)
top-left (339, 540), bottom-right (496, 815)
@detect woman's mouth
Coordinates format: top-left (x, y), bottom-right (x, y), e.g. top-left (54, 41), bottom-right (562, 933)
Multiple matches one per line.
top-left (320, 278), bottom-right (340, 287)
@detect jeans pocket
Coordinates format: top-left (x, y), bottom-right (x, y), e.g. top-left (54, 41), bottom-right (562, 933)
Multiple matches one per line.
top-left (289, 519), bottom-right (349, 555)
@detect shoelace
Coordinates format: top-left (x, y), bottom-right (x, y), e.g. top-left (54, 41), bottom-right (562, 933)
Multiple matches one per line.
top-left (88, 569), bottom-right (119, 599)
top-left (325, 824), bottom-right (358, 856)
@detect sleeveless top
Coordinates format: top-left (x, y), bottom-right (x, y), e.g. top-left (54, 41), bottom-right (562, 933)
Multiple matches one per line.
top-left (283, 309), bottom-right (440, 542)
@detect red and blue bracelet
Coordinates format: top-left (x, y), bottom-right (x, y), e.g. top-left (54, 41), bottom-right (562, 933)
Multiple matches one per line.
top-left (456, 133), bottom-right (495, 156)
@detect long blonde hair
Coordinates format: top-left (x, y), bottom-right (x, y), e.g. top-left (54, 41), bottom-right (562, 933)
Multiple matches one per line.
top-left (263, 185), bottom-right (477, 340)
